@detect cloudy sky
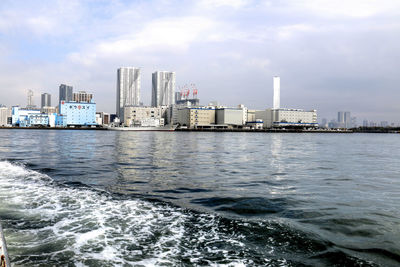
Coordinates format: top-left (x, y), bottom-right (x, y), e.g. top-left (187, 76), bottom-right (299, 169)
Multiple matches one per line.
top-left (0, 0), bottom-right (399, 122)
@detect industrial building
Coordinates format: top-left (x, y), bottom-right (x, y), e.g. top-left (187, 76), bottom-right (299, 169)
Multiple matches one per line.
top-left (176, 107), bottom-right (216, 128)
top-left (116, 67), bottom-right (141, 122)
top-left (59, 101), bottom-right (96, 126)
top-left (256, 108), bottom-right (317, 128)
top-left (11, 107), bottom-right (66, 127)
top-left (123, 106), bottom-right (167, 127)
top-left (152, 71), bottom-right (175, 107)
top-left (216, 108), bottom-right (245, 126)
top-left (255, 76), bottom-right (318, 129)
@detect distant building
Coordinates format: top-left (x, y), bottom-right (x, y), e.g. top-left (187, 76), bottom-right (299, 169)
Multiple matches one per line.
top-left (176, 107), bottom-right (216, 129)
top-left (11, 107), bottom-right (63, 127)
top-left (152, 71), bottom-right (175, 107)
top-left (380, 121), bottom-right (389, 127)
top-left (59, 84), bottom-right (73, 102)
top-left (321, 118), bottom-right (328, 128)
top-left (12, 107), bottom-right (40, 126)
top-left (59, 101), bottom-right (96, 126)
top-left (216, 108), bottom-right (245, 126)
top-left (175, 92), bottom-right (181, 103)
top-left (41, 93), bottom-right (51, 108)
top-left (73, 91), bottom-right (93, 103)
top-left (338, 111), bottom-right (351, 128)
top-left (256, 108), bottom-right (317, 128)
top-left (96, 112), bottom-right (110, 125)
top-left (363, 120), bottom-right (369, 127)
top-left (0, 106), bottom-right (11, 126)
top-left (41, 106), bottom-right (57, 114)
top-left (175, 98), bottom-right (200, 107)
top-left (123, 106), bottom-right (167, 127)
top-left (116, 67), bottom-right (141, 122)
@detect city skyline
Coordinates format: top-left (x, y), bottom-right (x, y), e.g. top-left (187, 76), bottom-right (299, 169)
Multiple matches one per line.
top-left (0, 1), bottom-right (400, 122)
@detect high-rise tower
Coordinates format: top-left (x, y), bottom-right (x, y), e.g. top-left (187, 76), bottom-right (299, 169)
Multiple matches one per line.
top-left (116, 67), bottom-right (141, 121)
top-left (59, 84), bottom-right (73, 102)
top-left (273, 76), bottom-right (280, 110)
top-left (152, 71), bottom-right (175, 107)
top-left (41, 93), bottom-right (51, 108)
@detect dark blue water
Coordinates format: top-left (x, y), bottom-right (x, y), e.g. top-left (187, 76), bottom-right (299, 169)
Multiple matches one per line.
top-left (0, 129), bottom-right (399, 266)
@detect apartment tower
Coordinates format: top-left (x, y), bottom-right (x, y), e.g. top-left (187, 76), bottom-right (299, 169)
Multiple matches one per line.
top-left (152, 71), bottom-right (175, 107)
top-left (116, 67), bottom-right (141, 121)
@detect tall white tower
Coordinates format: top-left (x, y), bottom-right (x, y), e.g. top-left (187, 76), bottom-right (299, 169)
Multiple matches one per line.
top-left (273, 76), bottom-right (280, 110)
top-left (116, 67), bottom-right (141, 122)
top-left (152, 71), bottom-right (175, 107)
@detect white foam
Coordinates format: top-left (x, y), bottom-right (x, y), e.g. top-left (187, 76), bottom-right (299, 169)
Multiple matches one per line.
top-left (0, 161), bottom-right (253, 266)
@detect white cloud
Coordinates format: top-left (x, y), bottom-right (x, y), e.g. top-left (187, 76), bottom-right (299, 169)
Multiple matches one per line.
top-left (68, 16), bottom-right (217, 65)
top-left (292, 0), bottom-right (400, 18)
top-left (199, 0), bottom-right (249, 9)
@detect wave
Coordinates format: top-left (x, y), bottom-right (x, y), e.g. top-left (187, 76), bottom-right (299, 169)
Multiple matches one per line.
top-left (0, 161), bottom-right (392, 266)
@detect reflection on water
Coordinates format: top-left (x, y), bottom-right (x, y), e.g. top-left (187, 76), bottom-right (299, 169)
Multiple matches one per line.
top-left (0, 130), bottom-right (400, 266)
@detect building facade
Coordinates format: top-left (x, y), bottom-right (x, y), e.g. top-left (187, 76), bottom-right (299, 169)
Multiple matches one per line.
top-left (176, 107), bottom-right (215, 128)
top-left (0, 107), bottom-right (11, 126)
top-left (73, 91), bottom-right (93, 103)
top-left (117, 67), bottom-right (141, 122)
top-left (41, 93), bottom-right (51, 108)
top-left (256, 108), bottom-right (317, 128)
top-left (59, 101), bottom-right (96, 126)
top-left (216, 108), bottom-right (245, 126)
top-left (152, 71), bottom-right (175, 107)
top-left (123, 106), bottom-right (167, 127)
top-left (59, 84), bottom-right (73, 102)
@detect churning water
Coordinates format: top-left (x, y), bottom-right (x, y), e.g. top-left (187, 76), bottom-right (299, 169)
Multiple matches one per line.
top-left (0, 130), bottom-right (399, 266)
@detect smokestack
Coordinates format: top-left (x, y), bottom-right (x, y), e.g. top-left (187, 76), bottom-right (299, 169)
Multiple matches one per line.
top-left (273, 76), bottom-right (280, 109)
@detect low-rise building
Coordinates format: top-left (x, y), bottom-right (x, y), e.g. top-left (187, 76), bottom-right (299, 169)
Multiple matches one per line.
top-left (123, 106), bottom-right (168, 127)
top-left (176, 107), bottom-right (216, 128)
top-left (0, 106), bottom-right (11, 126)
top-left (246, 119), bottom-right (264, 129)
top-left (256, 108), bottom-right (317, 128)
top-left (216, 108), bottom-right (245, 126)
top-left (12, 107), bottom-right (41, 126)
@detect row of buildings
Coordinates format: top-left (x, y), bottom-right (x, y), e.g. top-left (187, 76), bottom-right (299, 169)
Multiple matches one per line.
top-left (0, 85), bottom-right (100, 128)
top-left (115, 71), bottom-right (318, 129)
top-left (1, 67), bottom-right (319, 129)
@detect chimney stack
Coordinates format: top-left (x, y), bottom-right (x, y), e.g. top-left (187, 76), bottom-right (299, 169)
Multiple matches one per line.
top-left (273, 76), bottom-right (280, 110)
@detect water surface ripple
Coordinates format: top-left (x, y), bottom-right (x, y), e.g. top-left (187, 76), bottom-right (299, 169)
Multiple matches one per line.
top-left (0, 130), bottom-right (399, 266)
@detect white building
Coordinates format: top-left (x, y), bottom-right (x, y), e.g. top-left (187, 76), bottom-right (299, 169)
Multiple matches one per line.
top-left (123, 106), bottom-right (167, 127)
top-left (152, 71), bottom-right (175, 107)
top-left (256, 76), bottom-right (318, 128)
top-left (256, 108), bottom-right (317, 128)
top-left (117, 67), bottom-right (141, 122)
top-left (216, 108), bottom-right (245, 126)
top-left (273, 76), bottom-right (280, 109)
top-left (0, 107), bottom-right (11, 126)
top-left (176, 107), bottom-right (216, 129)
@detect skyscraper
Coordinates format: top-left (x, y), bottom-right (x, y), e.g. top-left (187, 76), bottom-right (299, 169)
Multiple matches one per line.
top-left (59, 84), bottom-right (73, 102)
top-left (116, 67), bottom-right (141, 121)
top-left (41, 93), bottom-right (51, 108)
top-left (152, 71), bottom-right (175, 107)
top-left (273, 76), bottom-right (280, 110)
top-left (338, 111), bottom-right (351, 128)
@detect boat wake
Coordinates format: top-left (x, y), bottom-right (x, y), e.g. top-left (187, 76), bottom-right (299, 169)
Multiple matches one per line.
top-left (0, 161), bottom-right (384, 266)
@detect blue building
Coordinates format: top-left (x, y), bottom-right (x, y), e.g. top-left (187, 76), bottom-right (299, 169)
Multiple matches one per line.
top-left (59, 101), bottom-right (96, 126)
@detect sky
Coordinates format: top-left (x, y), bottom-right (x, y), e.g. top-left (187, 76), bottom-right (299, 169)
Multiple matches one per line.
top-left (0, 0), bottom-right (400, 123)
